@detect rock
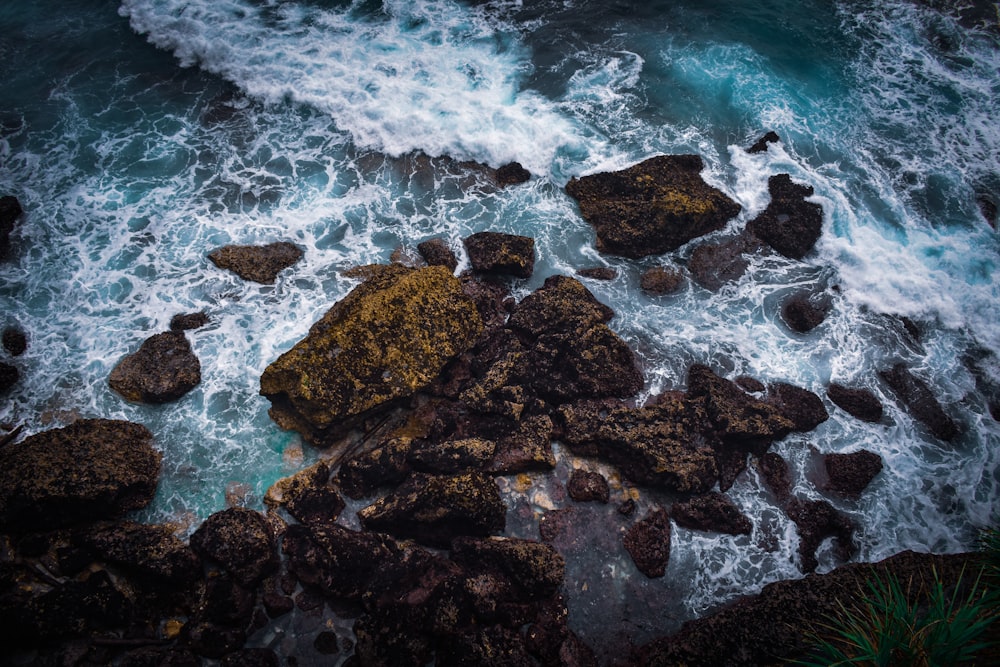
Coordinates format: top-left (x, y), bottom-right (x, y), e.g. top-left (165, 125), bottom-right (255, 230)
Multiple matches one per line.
top-left (260, 265), bottom-right (483, 446)
top-left (565, 154), bottom-right (741, 258)
top-left (488, 414), bottom-right (556, 474)
top-left (671, 492), bottom-right (752, 535)
top-left (780, 292), bottom-right (829, 333)
top-left (623, 508), bottom-right (672, 578)
top-left (77, 521), bottom-right (202, 585)
top-left (409, 437), bottom-right (496, 474)
top-left (746, 174), bottom-right (823, 260)
top-left (208, 241), bottom-right (303, 284)
top-left (735, 376), bottom-right (765, 393)
top-left (266, 460), bottom-right (345, 527)
top-left (688, 234), bottom-right (763, 291)
top-left (22, 570), bottom-right (130, 644)
top-left (576, 267), bottom-right (617, 281)
top-left (190, 507), bottom-right (278, 586)
top-left (169, 312), bottom-right (210, 331)
top-left (283, 523), bottom-right (401, 601)
top-left (109, 331), bottom-right (201, 404)
top-left (827, 383), bottom-right (884, 423)
top-left (495, 162), bottom-right (531, 187)
top-left (0, 361), bottom-right (17, 393)
top-left (567, 469), bottom-right (610, 503)
top-left (879, 363), bottom-right (959, 441)
top-left (0, 195), bottom-right (23, 260)
top-left (2, 326), bottom-right (27, 355)
top-left (353, 607), bottom-right (434, 667)
top-left (451, 536), bottom-right (565, 600)
top-left (747, 131), bottom-right (780, 153)
top-left (0, 419), bottom-right (160, 532)
top-left (463, 231), bottom-right (536, 278)
top-left (358, 472), bottom-right (506, 548)
top-left (314, 631), bottom-right (341, 654)
top-left (767, 382), bottom-right (829, 432)
top-left (687, 365), bottom-right (794, 450)
top-left (438, 626), bottom-right (535, 667)
top-left (118, 647), bottom-right (200, 667)
top-left (337, 437), bottom-right (413, 499)
top-left (417, 237), bottom-right (459, 272)
top-left (824, 449), bottom-right (883, 499)
top-left (757, 452), bottom-right (792, 503)
top-left (640, 266), bottom-right (684, 295)
top-left (785, 497), bottom-right (855, 573)
top-left (508, 274), bottom-right (613, 337)
top-left (220, 648), bottom-right (279, 667)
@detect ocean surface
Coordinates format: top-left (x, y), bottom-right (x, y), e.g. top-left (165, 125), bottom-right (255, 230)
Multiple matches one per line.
top-left (2, 0), bottom-right (999, 658)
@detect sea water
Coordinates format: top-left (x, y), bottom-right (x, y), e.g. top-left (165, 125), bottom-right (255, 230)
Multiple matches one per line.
top-left (1, 0), bottom-right (998, 658)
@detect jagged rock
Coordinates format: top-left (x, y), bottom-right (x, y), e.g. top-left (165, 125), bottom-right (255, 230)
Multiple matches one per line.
top-left (827, 383), bottom-right (884, 423)
top-left (77, 521), bottom-right (201, 585)
top-left (746, 174), bottom-right (823, 259)
top-left (640, 266), bottom-right (684, 295)
top-left (463, 231), bottom-right (536, 278)
top-left (0, 419), bottom-right (160, 532)
top-left (190, 507), bottom-right (278, 586)
top-left (409, 437), bottom-right (496, 474)
top-left (265, 459), bottom-right (345, 526)
top-left (488, 414), bottom-right (556, 474)
top-left (785, 497), bottom-right (855, 573)
top-left (688, 234), bottom-right (764, 291)
top-left (780, 292), bottom-right (829, 333)
top-left (109, 331), bottom-right (201, 403)
top-left (260, 265), bottom-right (483, 446)
top-left (757, 452), bottom-right (792, 503)
top-left (508, 274), bottom-right (613, 337)
top-left (0, 361), bottom-right (17, 393)
top-left (879, 363), bottom-right (958, 441)
top-left (747, 131), bottom-right (780, 153)
top-left (565, 154), bottom-right (741, 258)
top-left (118, 647), bottom-right (200, 667)
top-left (2, 326), bottom-right (27, 355)
top-left (735, 376), bottom-right (765, 393)
top-left (451, 536), bottom-right (565, 600)
top-left (623, 508), bottom-right (672, 578)
top-left (687, 365), bottom-right (794, 450)
top-left (438, 626), bottom-right (535, 667)
top-left (671, 492), bottom-right (752, 535)
top-left (283, 523), bottom-right (401, 601)
top-left (0, 195), bottom-right (23, 260)
top-left (824, 449), bottom-right (883, 499)
top-left (314, 631), bottom-right (341, 655)
top-left (495, 162), bottom-right (531, 187)
top-left (767, 382), bottom-right (829, 432)
top-left (208, 241), bottom-right (303, 284)
top-left (169, 312), bottom-right (210, 331)
top-left (417, 237), bottom-right (459, 272)
top-left (567, 469), bottom-right (610, 503)
top-left (358, 472), bottom-right (506, 548)
top-left (337, 437), bottom-right (413, 499)
top-left (576, 267), bottom-right (617, 281)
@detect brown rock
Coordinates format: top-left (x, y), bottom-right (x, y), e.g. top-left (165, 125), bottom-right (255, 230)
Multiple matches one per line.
top-left (417, 237), bottom-right (459, 272)
top-left (640, 266), bottom-right (684, 295)
top-left (208, 241), bottom-right (303, 284)
top-left (824, 449), bottom-right (883, 499)
top-left (77, 521), bottom-right (201, 585)
top-left (671, 492), bottom-right (752, 535)
top-left (566, 469), bottom-right (610, 503)
top-left (495, 162), bottom-right (531, 187)
top-left (190, 507), bottom-right (278, 586)
top-left (0, 361), bottom-right (17, 394)
top-left (687, 365), bottom-right (794, 450)
top-left (109, 331), bottom-right (201, 404)
top-left (451, 536), bottom-right (565, 600)
top-left (827, 383), bottom-right (884, 423)
top-left (463, 231), bottom-right (536, 278)
top-left (688, 234), bottom-right (763, 291)
top-left (767, 382), bottom-right (829, 432)
top-left (623, 509), bottom-right (672, 578)
top-left (282, 523), bottom-right (400, 601)
top-left (336, 436), bottom-right (414, 499)
top-left (746, 174), bottom-right (823, 260)
top-left (879, 363), bottom-right (958, 441)
top-left (488, 414), bottom-right (556, 474)
top-left (757, 452), bottom-right (792, 503)
top-left (576, 267), bottom-right (617, 281)
top-left (781, 292), bottom-right (829, 333)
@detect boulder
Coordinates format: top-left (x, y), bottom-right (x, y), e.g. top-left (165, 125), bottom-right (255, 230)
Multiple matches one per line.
top-left (767, 382), bottom-right (829, 432)
top-left (640, 266), bottom-right (685, 295)
top-left (0, 195), bottom-right (23, 260)
top-left (623, 508), bottom-right (672, 578)
top-left (77, 521), bottom-right (202, 585)
top-left (576, 267), bottom-right (617, 281)
top-left (260, 265), bottom-right (483, 446)
top-left (827, 383), bottom-right (884, 423)
top-left (671, 492), bottom-right (752, 535)
top-left (687, 365), bottom-right (794, 450)
top-left (780, 292), bottom-right (829, 333)
top-left (358, 472), bottom-right (506, 548)
top-left (757, 452), bottom-right (792, 503)
top-left (565, 155), bottom-right (741, 258)
top-left (824, 449), bottom-right (883, 499)
top-left (417, 237), bottom-right (459, 272)
top-left (688, 234), bottom-right (764, 291)
top-left (566, 469), bottom-right (610, 503)
top-left (494, 162), bottom-right (531, 187)
top-left (265, 459), bottom-right (345, 526)
top-left (746, 174), bottom-right (823, 260)
top-left (879, 363), bottom-right (958, 441)
top-left (190, 507), bottom-right (278, 586)
top-left (109, 331), bottom-right (201, 403)
top-left (337, 437), bottom-right (413, 499)
top-left (409, 437), bottom-right (496, 474)
top-left (785, 497), bottom-right (855, 573)
top-left (463, 231), bottom-right (536, 278)
top-left (2, 326), bottom-right (27, 355)
top-left (208, 241), bottom-right (303, 284)
top-left (169, 312), bottom-right (210, 332)
top-left (451, 536), bottom-right (565, 600)
top-left (747, 131), bottom-right (780, 154)
top-left (0, 419), bottom-right (160, 532)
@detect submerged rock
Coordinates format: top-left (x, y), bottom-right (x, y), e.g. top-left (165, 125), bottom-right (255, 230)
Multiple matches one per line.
top-left (463, 231), bottom-right (536, 278)
top-left (565, 154), bottom-right (741, 258)
top-left (671, 492), bottom-right (752, 536)
top-left (0, 419), bottom-right (160, 532)
top-left (746, 174), bottom-right (823, 260)
top-left (2, 326), bottom-right (27, 356)
top-left (688, 234), bottom-right (763, 291)
top-left (208, 241), bottom-right (303, 284)
top-left (879, 363), bottom-right (959, 441)
top-left (109, 331), bottom-right (201, 404)
top-left (0, 195), bottom-right (23, 260)
top-left (827, 383), bottom-right (884, 423)
top-left (576, 267), bottom-right (617, 281)
top-left (640, 266), bottom-right (684, 295)
top-left (824, 449), bottom-right (883, 499)
top-left (623, 508), bottom-right (672, 578)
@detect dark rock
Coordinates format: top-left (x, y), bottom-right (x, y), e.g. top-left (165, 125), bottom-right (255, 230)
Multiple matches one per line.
top-left (208, 241), bottom-right (303, 284)
top-left (260, 265), bottom-right (483, 447)
top-left (623, 509), bottom-right (672, 578)
top-left (169, 312), bottom-right (210, 331)
top-left (827, 383), bottom-right (884, 423)
top-left (508, 274), bottom-right (613, 337)
top-left (576, 267), bottom-right (618, 281)
top-left (265, 460), bottom-right (345, 526)
top-left (735, 376), bottom-right (765, 393)
top-left (565, 155), bottom-right (741, 258)
top-left (495, 162), bottom-right (531, 187)
top-left (640, 266), bottom-right (684, 295)
top-left (314, 631), bottom-right (341, 654)
top-left (525, 598), bottom-right (571, 665)
top-left (2, 326), bottom-right (27, 355)
top-left (109, 331), bottom-right (201, 403)
top-left (451, 536), bottom-right (565, 600)
top-left (0, 361), bottom-right (17, 393)
top-left (671, 492), bottom-right (752, 535)
top-left (488, 414), bottom-right (556, 474)
top-left (438, 626), bottom-right (535, 667)
top-left (358, 472), bottom-right (506, 548)
top-left (879, 363), bottom-right (959, 441)
top-left (780, 292), bottom-right (829, 333)
top-left (567, 469), bottom-right (610, 503)
top-left (337, 437), bottom-right (413, 499)
top-left (559, 632), bottom-right (599, 667)
top-left (785, 497), bottom-right (855, 573)
top-left (183, 621), bottom-right (246, 660)
top-left (409, 437), bottom-right (496, 474)
top-left (618, 498), bottom-right (637, 516)
top-left (767, 382), bottom-right (829, 432)
top-left (688, 234), bottom-right (763, 291)
top-left (118, 647), bottom-right (200, 667)
top-left (463, 231), bottom-right (535, 278)
top-left (0, 419), bottom-right (160, 532)
top-left (824, 449), bottom-right (883, 499)
top-left (538, 508), bottom-right (578, 546)
top-left (220, 648), bottom-right (279, 667)
top-left (26, 570), bottom-right (130, 643)
top-left (417, 237), bottom-right (459, 272)
top-left (687, 365), bottom-right (794, 450)
top-left (77, 521), bottom-right (201, 585)
top-left (353, 605), bottom-right (434, 667)
top-left (757, 452), bottom-right (792, 503)
top-left (746, 174), bottom-right (823, 260)
top-left (190, 507), bottom-right (278, 587)
top-left (283, 523), bottom-right (400, 601)
top-left (0, 195), bottom-right (23, 260)
top-left (747, 131), bottom-right (780, 153)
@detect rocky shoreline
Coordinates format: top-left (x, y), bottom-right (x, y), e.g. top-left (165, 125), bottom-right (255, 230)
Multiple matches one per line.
top-left (0, 143), bottom-right (990, 665)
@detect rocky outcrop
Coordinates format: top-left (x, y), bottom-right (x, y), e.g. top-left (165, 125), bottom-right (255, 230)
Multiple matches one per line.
top-left (879, 363), bottom-right (959, 441)
top-left (565, 155), bottom-right (741, 258)
top-left (640, 266), bottom-right (684, 295)
top-left (208, 241), bottom-right (303, 284)
top-left (77, 521), bottom-right (202, 586)
top-left (746, 174), bottom-right (823, 260)
top-left (786, 497), bottom-right (856, 573)
top-left (417, 237), bottom-right (459, 271)
top-left (494, 162), bottom-right (531, 187)
top-left (671, 492), bottom-right (752, 535)
top-left (827, 383), bottom-right (884, 423)
top-left (260, 265), bottom-right (483, 447)
top-left (623, 508), bottom-right (672, 578)
top-left (169, 312), bottom-right (210, 332)
top-left (463, 231), bottom-right (536, 278)
top-left (0, 195), bottom-right (23, 260)
top-left (824, 449), bottom-right (883, 499)
top-left (747, 131), bottom-right (780, 154)
top-left (0, 419), bottom-right (160, 532)
top-left (109, 331), bottom-right (201, 403)
top-left (190, 507), bottom-right (278, 586)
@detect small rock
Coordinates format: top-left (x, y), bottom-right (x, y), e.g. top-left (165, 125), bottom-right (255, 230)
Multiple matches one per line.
top-left (827, 383), bottom-right (884, 423)
top-left (879, 363), bottom-right (958, 441)
top-left (824, 450), bottom-right (883, 499)
top-left (495, 162), bottom-right (531, 187)
top-left (757, 452), bottom-right (792, 503)
top-left (735, 376), bottom-right (765, 393)
top-left (208, 241), bottom-right (303, 284)
top-left (688, 234), bottom-right (762, 291)
top-left (623, 508), bottom-right (672, 578)
top-left (463, 231), bottom-right (536, 278)
top-left (2, 326), bottom-right (27, 356)
top-left (746, 174), bottom-right (823, 260)
top-left (768, 382), bottom-right (829, 432)
top-left (671, 492), bottom-right (752, 535)
top-left (109, 331), bottom-right (201, 404)
top-left (417, 237), bottom-right (459, 272)
top-left (748, 131), bottom-right (780, 153)
top-left (640, 266), bottom-right (684, 295)
top-left (781, 293), bottom-right (829, 333)
top-left (566, 469), bottom-right (610, 504)
top-left (169, 312), bottom-right (210, 332)
top-left (576, 267), bottom-right (617, 281)
top-left (314, 631), bottom-right (341, 655)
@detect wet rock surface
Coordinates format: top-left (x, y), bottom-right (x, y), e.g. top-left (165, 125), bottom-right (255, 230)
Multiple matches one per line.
top-left (208, 241), bottom-right (303, 284)
top-left (2, 325), bottom-right (27, 355)
top-left (463, 231), bottom-right (536, 278)
top-left (190, 507), bottom-right (279, 586)
top-left (623, 508), bottom-right (672, 578)
top-left (879, 363), bottom-right (959, 441)
top-left (671, 492), bottom-right (752, 535)
top-left (0, 195), bottom-right (23, 260)
top-left (687, 234), bottom-right (763, 291)
top-left (827, 383), bottom-right (884, 423)
top-left (824, 449), bottom-right (883, 499)
top-left (780, 291), bottom-right (830, 333)
top-left (567, 469), bottom-right (610, 503)
top-left (639, 266), bottom-right (684, 295)
top-left (109, 331), bottom-right (202, 404)
top-left (746, 174), bottom-right (824, 259)
top-left (169, 312), bottom-right (210, 331)
top-left (417, 237), bottom-right (459, 271)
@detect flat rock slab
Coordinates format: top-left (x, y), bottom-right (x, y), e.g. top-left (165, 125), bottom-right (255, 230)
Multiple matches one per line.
top-left (565, 154), bottom-right (741, 258)
top-left (208, 241), bottom-right (303, 284)
top-left (109, 331), bottom-right (201, 404)
top-left (671, 492), bottom-right (752, 536)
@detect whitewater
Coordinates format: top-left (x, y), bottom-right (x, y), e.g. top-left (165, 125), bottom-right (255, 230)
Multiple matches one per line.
top-left (1, 0), bottom-right (998, 656)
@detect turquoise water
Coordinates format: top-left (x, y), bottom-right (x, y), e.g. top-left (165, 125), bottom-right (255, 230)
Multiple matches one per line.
top-left (2, 0), bottom-right (999, 653)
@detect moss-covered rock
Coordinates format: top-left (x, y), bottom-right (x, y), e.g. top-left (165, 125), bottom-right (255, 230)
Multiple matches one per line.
top-left (208, 241), bottom-right (303, 284)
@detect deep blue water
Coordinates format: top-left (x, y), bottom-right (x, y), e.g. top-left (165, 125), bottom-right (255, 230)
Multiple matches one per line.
top-left (1, 0), bottom-right (999, 658)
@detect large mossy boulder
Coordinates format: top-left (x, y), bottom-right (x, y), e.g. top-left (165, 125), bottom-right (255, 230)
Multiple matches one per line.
top-left (0, 419), bottom-right (161, 532)
top-left (109, 331), bottom-right (202, 404)
top-left (260, 265), bottom-right (483, 446)
top-left (565, 155), bottom-right (741, 258)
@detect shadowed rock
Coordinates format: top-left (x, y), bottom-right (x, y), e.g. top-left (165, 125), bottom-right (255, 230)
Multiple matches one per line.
top-left (463, 231), bottom-right (536, 278)
top-left (747, 131), bottom-right (780, 153)
top-left (417, 237), bottom-right (459, 272)
top-left (283, 523), bottom-right (401, 601)
top-left (494, 162), bottom-right (531, 187)
top-left (337, 436), bottom-right (414, 499)
top-left (2, 326), bottom-right (27, 355)
top-left (0, 195), bottom-right (23, 260)
top-left (785, 497), bottom-right (855, 573)
top-left (576, 267), bottom-right (617, 281)
top-left (565, 155), bottom-right (741, 258)
top-left (623, 509), bottom-right (672, 578)
top-left (671, 492), bottom-right (752, 535)
top-left (567, 469), bottom-right (610, 503)
top-left (109, 331), bottom-right (201, 403)
top-left (265, 460), bottom-right (345, 527)
top-left (687, 365), bottom-right (794, 450)
top-left (688, 234), bottom-right (764, 291)
top-left (757, 452), bottom-right (792, 503)
top-left (77, 521), bottom-right (202, 586)
top-left (190, 507), bottom-right (278, 587)
top-left (488, 414), bottom-right (556, 474)
top-left (879, 363), bottom-right (959, 441)
top-left (767, 382), bottom-right (829, 432)
top-left (780, 292), bottom-right (829, 333)
top-left (409, 437), bottom-right (497, 474)
top-left (208, 241), bottom-right (303, 284)
top-left (827, 383), bottom-right (884, 423)
top-left (451, 536), bottom-right (565, 600)
top-left (746, 174), bottom-right (823, 260)
top-left (824, 449), bottom-right (883, 499)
